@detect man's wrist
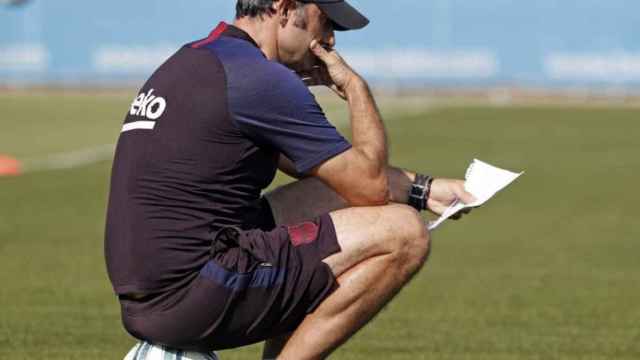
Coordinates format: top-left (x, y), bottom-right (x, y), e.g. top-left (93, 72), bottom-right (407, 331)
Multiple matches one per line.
top-left (408, 173), bottom-right (433, 211)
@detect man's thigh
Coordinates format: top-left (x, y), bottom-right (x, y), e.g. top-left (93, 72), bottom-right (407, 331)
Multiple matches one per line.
top-left (265, 178), bottom-right (428, 278)
top-left (323, 204), bottom-right (428, 277)
top-left (266, 177), bottom-right (347, 226)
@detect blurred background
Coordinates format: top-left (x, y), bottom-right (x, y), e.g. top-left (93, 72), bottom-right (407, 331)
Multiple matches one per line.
top-left (1, 1), bottom-right (638, 359)
top-left (3, 0), bottom-right (640, 91)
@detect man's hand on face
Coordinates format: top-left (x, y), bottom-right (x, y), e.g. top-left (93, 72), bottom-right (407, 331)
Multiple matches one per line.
top-left (304, 39), bottom-right (360, 100)
top-left (427, 178), bottom-right (476, 219)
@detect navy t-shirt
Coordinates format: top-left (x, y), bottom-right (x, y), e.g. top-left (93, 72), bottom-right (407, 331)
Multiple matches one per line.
top-left (105, 23), bottom-right (351, 294)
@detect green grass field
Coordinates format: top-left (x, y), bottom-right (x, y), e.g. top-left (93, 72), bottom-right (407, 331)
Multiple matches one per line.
top-left (1, 92), bottom-right (638, 359)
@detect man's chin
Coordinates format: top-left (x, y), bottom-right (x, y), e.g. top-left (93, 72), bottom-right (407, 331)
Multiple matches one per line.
top-left (287, 54), bottom-right (318, 72)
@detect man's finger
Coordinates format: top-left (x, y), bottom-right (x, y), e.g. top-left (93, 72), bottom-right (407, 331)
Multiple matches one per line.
top-left (455, 187), bottom-right (476, 205)
top-left (310, 40), bottom-right (331, 63)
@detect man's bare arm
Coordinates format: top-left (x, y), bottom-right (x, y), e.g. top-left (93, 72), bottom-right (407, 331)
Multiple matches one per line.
top-left (282, 41), bottom-right (474, 210)
top-left (308, 42), bottom-right (389, 206)
top-left (268, 164), bottom-right (475, 226)
top-left (279, 153), bottom-right (415, 202)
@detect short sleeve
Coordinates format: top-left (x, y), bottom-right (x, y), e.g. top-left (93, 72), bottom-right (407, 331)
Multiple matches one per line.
top-left (225, 55), bottom-right (351, 174)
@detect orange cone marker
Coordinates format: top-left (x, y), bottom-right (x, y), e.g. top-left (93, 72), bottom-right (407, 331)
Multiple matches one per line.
top-left (0, 154), bottom-right (21, 176)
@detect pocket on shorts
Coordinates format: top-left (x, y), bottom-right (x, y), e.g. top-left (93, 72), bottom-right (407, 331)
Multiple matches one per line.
top-left (210, 226), bottom-right (264, 274)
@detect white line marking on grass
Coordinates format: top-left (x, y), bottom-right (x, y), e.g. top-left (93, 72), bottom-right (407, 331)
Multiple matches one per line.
top-left (20, 144), bottom-right (115, 174)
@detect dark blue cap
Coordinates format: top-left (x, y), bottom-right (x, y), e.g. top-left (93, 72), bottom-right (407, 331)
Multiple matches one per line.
top-left (299, 0), bottom-right (369, 31)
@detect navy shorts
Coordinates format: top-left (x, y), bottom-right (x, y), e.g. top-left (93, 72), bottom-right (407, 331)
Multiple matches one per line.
top-left (120, 213), bottom-right (341, 352)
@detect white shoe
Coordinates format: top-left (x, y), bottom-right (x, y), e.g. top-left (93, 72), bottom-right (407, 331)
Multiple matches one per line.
top-left (124, 341), bottom-right (220, 360)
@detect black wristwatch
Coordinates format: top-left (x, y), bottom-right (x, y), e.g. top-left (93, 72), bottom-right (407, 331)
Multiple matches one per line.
top-left (408, 173), bottom-right (433, 211)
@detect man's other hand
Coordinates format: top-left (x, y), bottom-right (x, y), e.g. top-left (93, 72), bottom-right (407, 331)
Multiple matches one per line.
top-left (427, 178), bottom-right (476, 219)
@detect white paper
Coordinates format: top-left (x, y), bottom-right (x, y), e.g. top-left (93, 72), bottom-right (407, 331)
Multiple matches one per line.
top-left (428, 159), bottom-right (523, 230)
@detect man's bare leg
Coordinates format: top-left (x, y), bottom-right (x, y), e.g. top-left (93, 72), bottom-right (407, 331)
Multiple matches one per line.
top-left (263, 177), bottom-right (347, 359)
top-left (266, 177), bottom-right (348, 225)
top-left (263, 177), bottom-right (430, 360)
top-left (278, 205), bottom-right (430, 360)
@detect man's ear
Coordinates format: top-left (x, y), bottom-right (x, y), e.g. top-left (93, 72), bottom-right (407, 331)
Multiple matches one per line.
top-left (277, 0), bottom-right (296, 21)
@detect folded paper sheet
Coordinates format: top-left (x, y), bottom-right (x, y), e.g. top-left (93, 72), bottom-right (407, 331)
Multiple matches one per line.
top-left (428, 159), bottom-right (523, 230)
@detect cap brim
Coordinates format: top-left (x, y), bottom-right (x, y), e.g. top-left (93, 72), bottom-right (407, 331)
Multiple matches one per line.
top-left (317, 1), bottom-right (369, 31)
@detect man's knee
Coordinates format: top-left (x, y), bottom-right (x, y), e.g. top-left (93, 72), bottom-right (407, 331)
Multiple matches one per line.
top-left (325, 204), bottom-right (430, 277)
top-left (382, 204), bottom-right (431, 276)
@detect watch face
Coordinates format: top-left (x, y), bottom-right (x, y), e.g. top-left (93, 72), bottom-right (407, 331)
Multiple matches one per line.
top-left (1, 0), bottom-right (30, 7)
